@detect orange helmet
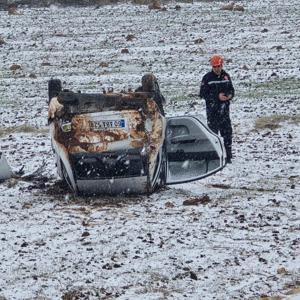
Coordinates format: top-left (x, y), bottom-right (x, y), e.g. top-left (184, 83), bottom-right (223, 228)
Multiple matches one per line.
top-left (210, 54), bottom-right (224, 67)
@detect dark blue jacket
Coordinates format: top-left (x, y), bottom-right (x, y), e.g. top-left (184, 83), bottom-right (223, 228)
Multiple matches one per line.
top-left (199, 70), bottom-right (234, 109)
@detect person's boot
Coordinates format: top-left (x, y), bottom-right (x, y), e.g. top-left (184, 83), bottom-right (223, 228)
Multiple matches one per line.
top-left (226, 157), bottom-right (232, 164)
top-left (225, 146), bottom-right (232, 164)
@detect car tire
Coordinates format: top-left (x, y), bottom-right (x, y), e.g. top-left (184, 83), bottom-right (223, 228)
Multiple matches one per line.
top-left (48, 79), bottom-right (62, 103)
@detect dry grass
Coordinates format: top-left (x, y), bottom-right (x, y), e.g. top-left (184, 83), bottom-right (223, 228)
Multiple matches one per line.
top-left (261, 283), bottom-right (300, 300)
top-left (0, 125), bottom-right (48, 137)
top-left (260, 296), bottom-right (283, 300)
top-left (255, 114), bottom-right (300, 130)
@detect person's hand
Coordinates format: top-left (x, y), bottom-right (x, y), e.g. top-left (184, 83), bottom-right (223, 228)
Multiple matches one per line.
top-left (219, 93), bottom-right (231, 101)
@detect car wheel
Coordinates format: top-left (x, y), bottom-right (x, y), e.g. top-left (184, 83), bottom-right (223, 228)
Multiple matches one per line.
top-left (48, 79), bottom-right (62, 102)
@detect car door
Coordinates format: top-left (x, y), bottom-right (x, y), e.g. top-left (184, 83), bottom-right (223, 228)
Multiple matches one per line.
top-left (0, 152), bottom-right (13, 181)
top-left (165, 115), bottom-right (226, 184)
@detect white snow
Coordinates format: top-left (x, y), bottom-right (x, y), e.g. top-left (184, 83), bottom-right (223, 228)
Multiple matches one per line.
top-left (0, 0), bottom-right (299, 299)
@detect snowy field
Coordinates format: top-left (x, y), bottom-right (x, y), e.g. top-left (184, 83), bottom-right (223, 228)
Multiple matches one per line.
top-left (0, 0), bottom-right (300, 299)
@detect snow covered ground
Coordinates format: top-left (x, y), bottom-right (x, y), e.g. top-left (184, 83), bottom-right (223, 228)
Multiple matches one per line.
top-left (0, 1), bottom-right (299, 299)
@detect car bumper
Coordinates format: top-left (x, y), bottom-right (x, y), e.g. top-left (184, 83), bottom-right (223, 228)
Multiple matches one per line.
top-left (76, 176), bottom-right (148, 195)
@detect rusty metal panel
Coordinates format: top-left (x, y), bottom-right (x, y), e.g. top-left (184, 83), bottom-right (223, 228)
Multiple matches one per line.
top-left (50, 95), bottom-right (164, 155)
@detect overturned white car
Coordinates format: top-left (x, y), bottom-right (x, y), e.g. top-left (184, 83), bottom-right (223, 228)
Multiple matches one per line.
top-left (47, 78), bottom-right (227, 195)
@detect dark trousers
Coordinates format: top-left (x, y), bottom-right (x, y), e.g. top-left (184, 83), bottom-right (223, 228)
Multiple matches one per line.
top-left (206, 104), bottom-right (233, 159)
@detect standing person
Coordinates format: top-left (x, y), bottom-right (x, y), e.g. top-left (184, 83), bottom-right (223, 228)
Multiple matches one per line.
top-left (199, 54), bottom-right (235, 163)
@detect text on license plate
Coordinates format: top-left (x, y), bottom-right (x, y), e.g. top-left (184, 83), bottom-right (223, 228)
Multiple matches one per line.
top-left (89, 119), bottom-right (126, 130)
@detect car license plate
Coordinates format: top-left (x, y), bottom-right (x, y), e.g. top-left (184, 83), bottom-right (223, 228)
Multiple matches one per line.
top-left (89, 119), bottom-right (126, 131)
